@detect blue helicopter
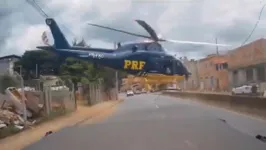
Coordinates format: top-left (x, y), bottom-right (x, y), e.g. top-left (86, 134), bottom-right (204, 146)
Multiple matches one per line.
top-left (37, 18), bottom-right (229, 80)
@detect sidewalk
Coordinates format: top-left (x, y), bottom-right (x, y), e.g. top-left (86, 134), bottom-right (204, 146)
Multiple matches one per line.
top-left (0, 100), bottom-right (123, 150)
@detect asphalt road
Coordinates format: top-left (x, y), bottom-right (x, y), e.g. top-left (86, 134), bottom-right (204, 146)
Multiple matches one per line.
top-left (24, 93), bottom-right (266, 150)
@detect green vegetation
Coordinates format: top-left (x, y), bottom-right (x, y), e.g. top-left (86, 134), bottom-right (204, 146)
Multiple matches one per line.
top-left (0, 125), bottom-right (21, 139)
top-left (0, 74), bottom-right (20, 94)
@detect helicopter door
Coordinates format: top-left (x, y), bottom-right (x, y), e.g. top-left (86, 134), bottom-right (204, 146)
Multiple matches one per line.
top-left (164, 59), bottom-right (176, 75)
top-left (148, 57), bottom-right (162, 72)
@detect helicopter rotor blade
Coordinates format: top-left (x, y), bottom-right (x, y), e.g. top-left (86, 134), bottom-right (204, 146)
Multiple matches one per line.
top-left (165, 39), bottom-right (231, 47)
top-left (135, 20), bottom-right (159, 41)
top-left (87, 23), bottom-right (152, 39)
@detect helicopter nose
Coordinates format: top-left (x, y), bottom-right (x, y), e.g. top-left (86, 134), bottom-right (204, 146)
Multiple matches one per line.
top-left (185, 72), bottom-right (191, 80)
top-left (179, 64), bottom-right (190, 80)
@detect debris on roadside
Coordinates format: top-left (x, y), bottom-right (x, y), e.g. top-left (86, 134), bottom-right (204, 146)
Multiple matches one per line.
top-left (0, 109), bottom-right (24, 129)
top-left (0, 87), bottom-right (42, 132)
top-left (44, 131), bottom-right (53, 137)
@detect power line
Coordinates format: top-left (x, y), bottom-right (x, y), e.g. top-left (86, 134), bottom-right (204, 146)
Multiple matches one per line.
top-left (241, 3), bottom-right (266, 46)
top-left (26, 0), bottom-right (48, 18)
top-left (31, 0), bottom-right (77, 38)
top-left (26, 0), bottom-right (76, 39)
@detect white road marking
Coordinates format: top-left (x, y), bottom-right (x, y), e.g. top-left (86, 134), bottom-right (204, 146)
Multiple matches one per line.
top-left (155, 105), bottom-right (159, 108)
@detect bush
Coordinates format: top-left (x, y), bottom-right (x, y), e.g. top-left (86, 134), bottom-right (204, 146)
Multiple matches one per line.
top-left (0, 74), bottom-right (20, 94)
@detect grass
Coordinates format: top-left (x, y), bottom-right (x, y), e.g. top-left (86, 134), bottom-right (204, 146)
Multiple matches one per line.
top-left (0, 125), bottom-right (21, 139)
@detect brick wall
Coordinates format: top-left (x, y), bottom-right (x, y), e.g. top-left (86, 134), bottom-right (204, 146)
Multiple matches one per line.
top-left (198, 54), bottom-right (229, 91)
top-left (228, 38), bottom-right (266, 69)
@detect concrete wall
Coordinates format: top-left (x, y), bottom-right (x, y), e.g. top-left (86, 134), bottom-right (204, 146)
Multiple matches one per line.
top-left (163, 91), bottom-right (266, 120)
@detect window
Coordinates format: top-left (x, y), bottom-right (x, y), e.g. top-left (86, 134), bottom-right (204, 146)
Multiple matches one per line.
top-left (216, 64), bottom-right (219, 71)
top-left (246, 68), bottom-right (253, 81)
top-left (223, 63), bottom-right (228, 69)
top-left (257, 66), bottom-right (265, 81)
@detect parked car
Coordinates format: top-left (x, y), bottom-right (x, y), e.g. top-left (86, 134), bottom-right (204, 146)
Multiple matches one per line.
top-left (231, 85), bottom-right (258, 95)
top-left (126, 90), bottom-right (134, 97)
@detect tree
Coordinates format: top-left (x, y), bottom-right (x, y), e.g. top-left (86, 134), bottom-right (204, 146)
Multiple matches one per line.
top-left (14, 50), bottom-right (60, 80)
top-left (59, 57), bottom-right (97, 85)
top-left (0, 74), bottom-right (20, 94)
top-left (72, 38), bottom-right (91, 47)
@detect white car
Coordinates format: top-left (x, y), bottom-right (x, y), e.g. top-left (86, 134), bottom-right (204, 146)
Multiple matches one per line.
top-left (231, 85), bottom-right (257, 95)
top-left (126, 90), bottom-right (134, 97)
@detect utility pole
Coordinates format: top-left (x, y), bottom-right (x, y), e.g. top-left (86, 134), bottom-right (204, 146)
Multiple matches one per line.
top-left (216, 38), bottom-right (219, 55)
top-left (115, 71), bottom-right (118, 100)
top-left (114, 42), bottom-right (118, 100)
top-left (35, 64), bottom-right (38, 78)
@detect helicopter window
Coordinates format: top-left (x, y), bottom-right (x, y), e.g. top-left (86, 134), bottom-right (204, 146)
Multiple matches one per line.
top-left (176, 61), bottom-right (182, 66)
top-left (132, 45), bottom-right (138, 51)
top-left (144, 45), bottom-right (148, 50)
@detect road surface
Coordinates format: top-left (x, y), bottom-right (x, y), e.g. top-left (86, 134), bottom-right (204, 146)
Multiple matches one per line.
top-left (24, 93), bottom-right (266, 150)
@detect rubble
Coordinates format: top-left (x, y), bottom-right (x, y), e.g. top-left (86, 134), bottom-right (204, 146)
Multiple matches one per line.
top-left (25, 91), bottom-right (42, 116)
top-left (0, 123), bottom-right (6, 129)
top-left (0, 109), bottom-right (20, 125)
top-left (0, 87), bottom-right (41, 132)
top-left (0, 108), bottom-right (36, 131)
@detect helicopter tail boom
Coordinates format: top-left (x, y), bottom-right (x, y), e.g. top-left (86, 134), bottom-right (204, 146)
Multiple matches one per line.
top-left (45, 18), bottom-right (71, 49)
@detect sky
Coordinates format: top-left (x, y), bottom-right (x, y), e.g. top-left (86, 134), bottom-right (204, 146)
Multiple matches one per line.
top-left (1, 0), bottom-right (266, 59)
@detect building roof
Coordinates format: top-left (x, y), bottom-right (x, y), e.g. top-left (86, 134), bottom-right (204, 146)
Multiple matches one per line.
top-left (0, 55), bottom-right (21, 60)
top-left (230, 38), bottom-right (266, 53)
top-left (213, 58), bottom-right (227, 64)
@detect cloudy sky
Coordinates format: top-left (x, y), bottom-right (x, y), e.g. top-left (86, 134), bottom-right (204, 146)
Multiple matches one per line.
top-left (1, 0), bottom-right (266, 59)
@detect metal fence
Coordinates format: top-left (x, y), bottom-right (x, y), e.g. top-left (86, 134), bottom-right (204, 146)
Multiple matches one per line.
top-left (42, 85), bottom-right (75, 115)
top-left (29, 77), bottom-right (76, 116)
top-left (0, 72), bottom-right (76, 120)
top-left (80, 79), bottom-right (118, 105)
top-left (0, 71), bottom-right (120, 121)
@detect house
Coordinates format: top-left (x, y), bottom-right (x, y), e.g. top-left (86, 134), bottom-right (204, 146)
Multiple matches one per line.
top-left (0, 55), bottom-right (21, 75)
top-left (197, 54), bottom-right (229, 91)
top-left (227, 38), bottom-right (266, 92)
top-left (179, 57), bottom-right (200, 90)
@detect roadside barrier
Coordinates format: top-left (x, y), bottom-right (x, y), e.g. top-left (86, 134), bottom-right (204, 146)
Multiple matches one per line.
top-left (162, 91), bottom-right (266, 120)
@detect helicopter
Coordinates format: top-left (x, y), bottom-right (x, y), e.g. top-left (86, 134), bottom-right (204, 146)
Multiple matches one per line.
top-left (37, 18), bottom-right (229, 80)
